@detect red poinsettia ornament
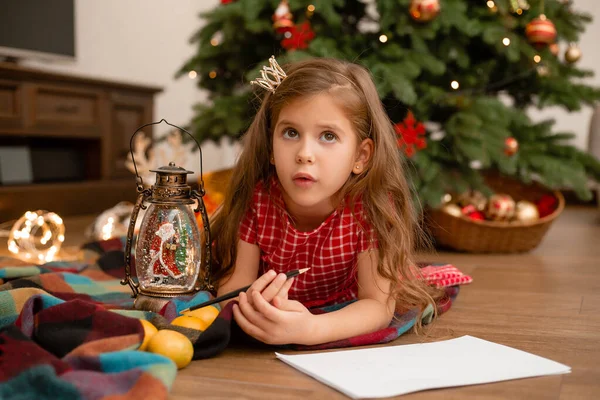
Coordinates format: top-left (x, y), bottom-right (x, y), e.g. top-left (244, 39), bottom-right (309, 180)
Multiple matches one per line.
top-left (281, 21), bottom-right (315, 50)
top-left (394, 111), bottom-right (427, 157)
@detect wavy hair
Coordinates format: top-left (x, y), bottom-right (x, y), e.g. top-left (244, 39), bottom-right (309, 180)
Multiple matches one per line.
top-left (209, 57), bottom-right (443, 330)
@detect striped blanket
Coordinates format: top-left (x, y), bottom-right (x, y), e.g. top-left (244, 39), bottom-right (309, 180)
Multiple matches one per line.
top-left (0, 237), bottom-right (470, 399)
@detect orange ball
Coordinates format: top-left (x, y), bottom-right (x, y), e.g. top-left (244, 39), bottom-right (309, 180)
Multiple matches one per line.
top-left (525, 15), bottom-right (557, 45)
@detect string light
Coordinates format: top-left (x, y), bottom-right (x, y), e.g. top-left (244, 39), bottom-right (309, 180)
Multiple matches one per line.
top-left (450, 80), bottom-right (460, 90)
top-left (209, 70), bottom-right (217, 79)
top-left (188, 71), bottom-right (197, 79)
top-left (7, 210), bottom-right (65, 263)
top-left (379, 34), bottom-right (388, 43)
top-left (533, 54), bottom-right (541, 63)
top-left (502, 37), bottom-right (511, 46)
top-left (307, 4), bottom-right (315, 12)
top-left (487, 1), bottom-right (495, 8)
top-left (210, 31), bottom-right (223, 47)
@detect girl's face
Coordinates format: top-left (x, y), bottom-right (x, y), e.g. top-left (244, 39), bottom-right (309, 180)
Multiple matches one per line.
top-left (272, 92), bottom-right (372, 221)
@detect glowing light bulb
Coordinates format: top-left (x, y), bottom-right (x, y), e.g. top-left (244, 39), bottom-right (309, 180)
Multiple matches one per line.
top-left (502, 37), bottom-right (511, 46)
top-left (451, 80), bottom-right (460, 90)
top-left (379, 35), bottom-right (388, 43)
top-left (188, 71), bottom-right (197, 79)
top-left (487, 1), bottom-right (495, 8)
top-left (533, 55), bottom-right (541, 63)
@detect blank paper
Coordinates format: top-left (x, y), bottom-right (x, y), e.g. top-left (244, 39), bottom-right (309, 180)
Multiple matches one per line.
top-left (276, 335), bottom-right (571, 399)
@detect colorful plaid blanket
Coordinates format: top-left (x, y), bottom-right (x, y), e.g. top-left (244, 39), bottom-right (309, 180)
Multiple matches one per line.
top-left (0, 238), bottom-right (470, 399)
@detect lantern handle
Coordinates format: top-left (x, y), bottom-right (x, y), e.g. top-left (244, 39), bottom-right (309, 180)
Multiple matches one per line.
top-left (129, 119), bottom-right (205, 191)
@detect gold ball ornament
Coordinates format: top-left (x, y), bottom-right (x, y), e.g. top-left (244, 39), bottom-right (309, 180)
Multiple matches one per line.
top-left (564, 44), bottom-right (582, 64)
top-left (525, 15), bottom-right (557, 46)
top-left (504, 137), bottom-right (519, 156)
top-left (487, 194), bottom-right (516, 221)
top-left (440, 203), bottom-right (462, 218)
top-left (409, 0), bottom-right (441, 22)
top-left (515, 200), bottom-right (540, 223)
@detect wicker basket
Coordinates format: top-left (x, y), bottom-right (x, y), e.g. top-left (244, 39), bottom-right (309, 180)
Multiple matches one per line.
top-left (427, 175), bottom-right (565, 253)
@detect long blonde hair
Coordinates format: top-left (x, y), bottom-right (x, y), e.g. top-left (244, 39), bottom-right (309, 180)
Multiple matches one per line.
top-left (210, 57), bottom-right (442, 325)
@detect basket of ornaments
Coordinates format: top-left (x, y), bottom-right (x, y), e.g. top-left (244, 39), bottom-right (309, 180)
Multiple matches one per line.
top-left (427, 174), bottom-right (564, 253)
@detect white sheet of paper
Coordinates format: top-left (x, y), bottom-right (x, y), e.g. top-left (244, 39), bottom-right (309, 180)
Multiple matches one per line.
top-left (275, 335), bottom-right (571, 399)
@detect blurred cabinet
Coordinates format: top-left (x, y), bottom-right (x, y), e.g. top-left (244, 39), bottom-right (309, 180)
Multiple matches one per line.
top-left (0, 62), bottom-right (161, 220)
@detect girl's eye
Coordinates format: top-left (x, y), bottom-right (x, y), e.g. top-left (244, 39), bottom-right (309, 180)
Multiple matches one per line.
top-left (282, 128), bottom-right (299, 139)
top-left (321, 131), bottom-right (338, 143)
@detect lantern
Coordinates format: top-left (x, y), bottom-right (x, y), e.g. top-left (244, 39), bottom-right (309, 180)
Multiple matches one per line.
top-left (121, 120), bottom-right (212, 311)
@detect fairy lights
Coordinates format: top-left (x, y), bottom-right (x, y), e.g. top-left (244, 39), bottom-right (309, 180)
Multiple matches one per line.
top-left (7, 210), bottom-right (65, 263)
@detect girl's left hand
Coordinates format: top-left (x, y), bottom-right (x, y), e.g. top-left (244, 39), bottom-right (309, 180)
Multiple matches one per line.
top-left (233, 290), bottom-right (315, 345)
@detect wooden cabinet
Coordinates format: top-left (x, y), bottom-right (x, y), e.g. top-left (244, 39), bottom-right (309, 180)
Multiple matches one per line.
top-left (0, 63), bottom-right (162, 220)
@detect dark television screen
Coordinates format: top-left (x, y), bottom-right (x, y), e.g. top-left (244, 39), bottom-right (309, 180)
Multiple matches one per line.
top-left (0, 0), bottom-right (75, 60)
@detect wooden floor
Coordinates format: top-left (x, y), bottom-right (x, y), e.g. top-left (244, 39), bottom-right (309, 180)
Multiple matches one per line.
top-left (173, 207), bottom-right (600, 400)
top-left (7, 207), bottom-right (600, 399)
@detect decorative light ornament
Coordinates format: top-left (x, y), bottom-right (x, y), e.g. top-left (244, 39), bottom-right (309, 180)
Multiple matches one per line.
top-left (379, 34), bottom-right (388, 43)
top-left (504, 137), bottom-right (519, 156)
top-left (8, 210), bottom-right (65, 263)
top-left (409, 0), bottom-right (440, 22)
top-left (450, 80), bottom-right (460, 90)
top-left (188, 71), bottom-right (197, 79)
top-left (121, 120), bottom-right (212, 312)
top-left (502, 37), bottom-right (511, 46)
top-left (533, 54), bottom-right (542, 63)
top-left (209, 70), bottom-right (217, 79)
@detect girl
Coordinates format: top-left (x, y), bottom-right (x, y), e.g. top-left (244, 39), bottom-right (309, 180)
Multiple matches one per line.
top-left (210, 56), bottom-right (441, 346)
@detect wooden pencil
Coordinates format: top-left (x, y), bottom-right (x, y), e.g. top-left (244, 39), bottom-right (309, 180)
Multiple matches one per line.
top-left (180, 268), bottom-right (309, 314)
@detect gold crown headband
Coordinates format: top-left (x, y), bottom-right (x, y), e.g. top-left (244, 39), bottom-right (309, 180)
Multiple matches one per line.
top-left (250, 56), bottom-right (287, 93)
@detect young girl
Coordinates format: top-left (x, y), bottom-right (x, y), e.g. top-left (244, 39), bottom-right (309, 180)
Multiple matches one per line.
top-left (210, 56), bottom-right (441, 346)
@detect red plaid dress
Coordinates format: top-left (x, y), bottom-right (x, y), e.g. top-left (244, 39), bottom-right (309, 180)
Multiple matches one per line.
top-left (239, 178), bottom-right (377, 308)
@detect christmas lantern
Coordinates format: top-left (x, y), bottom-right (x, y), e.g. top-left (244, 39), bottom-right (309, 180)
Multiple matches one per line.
top-left (409, 0), bottom-right (440, 22)
top-left (525, 15), bottom-right (556, 46)
top-left (121, 120), bottom-right (212, 312)
top-left (564, 43), bottom-right (582, 64)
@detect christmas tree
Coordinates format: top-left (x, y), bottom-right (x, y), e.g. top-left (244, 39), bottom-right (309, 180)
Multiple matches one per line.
top-left (178, 0), bottom-right (600, 207)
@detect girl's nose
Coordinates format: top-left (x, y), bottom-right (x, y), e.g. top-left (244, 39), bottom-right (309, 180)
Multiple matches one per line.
top-left (296, 144), bottom-right (315, 164)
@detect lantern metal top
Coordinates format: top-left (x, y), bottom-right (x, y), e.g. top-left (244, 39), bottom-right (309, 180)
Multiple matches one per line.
top-left (149, 162), bottom-right (195, 204)
top-left (150, 162), bottom-right (193, 176)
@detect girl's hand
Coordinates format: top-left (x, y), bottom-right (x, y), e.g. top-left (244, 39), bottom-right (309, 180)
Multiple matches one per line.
top-left (233, 290), bottom-right (314, 345)
top-left (245, 270), bottom-right (294, 306)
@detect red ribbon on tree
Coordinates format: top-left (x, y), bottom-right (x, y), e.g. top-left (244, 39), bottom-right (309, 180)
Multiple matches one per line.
top-left (394, 111), bottom-right (427, 157)
top-left (281, 21), bottom-right (315, 50)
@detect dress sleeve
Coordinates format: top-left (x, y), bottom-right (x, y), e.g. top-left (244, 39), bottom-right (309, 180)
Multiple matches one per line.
top-left (238, 203), bottom-right (257, 244)
top-left (357, 218), bottom-right (378, 253)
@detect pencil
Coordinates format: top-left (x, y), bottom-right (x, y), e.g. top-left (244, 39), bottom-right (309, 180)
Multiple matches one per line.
top-left (180, 268), bottom-right (309, 314)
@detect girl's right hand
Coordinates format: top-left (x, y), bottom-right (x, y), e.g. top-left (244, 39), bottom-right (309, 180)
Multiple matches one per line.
top-left (245, 270), bottom-right (294, 306)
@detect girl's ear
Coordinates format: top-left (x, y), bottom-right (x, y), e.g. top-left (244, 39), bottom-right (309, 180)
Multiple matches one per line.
top-left (353, 138), bottom-right (374, 174)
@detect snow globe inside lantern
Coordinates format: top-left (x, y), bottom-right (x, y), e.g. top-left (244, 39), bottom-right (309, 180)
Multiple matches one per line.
top-left (121, 120), bottom-right (213, 311)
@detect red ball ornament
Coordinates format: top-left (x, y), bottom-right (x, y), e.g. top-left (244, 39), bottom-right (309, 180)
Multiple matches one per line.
top-left (525, 15), bottom-right (557, 46)
top-left (504, 137), bottom-right (519, 156)
top-left (409, 0), bottom-right (441, 22)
